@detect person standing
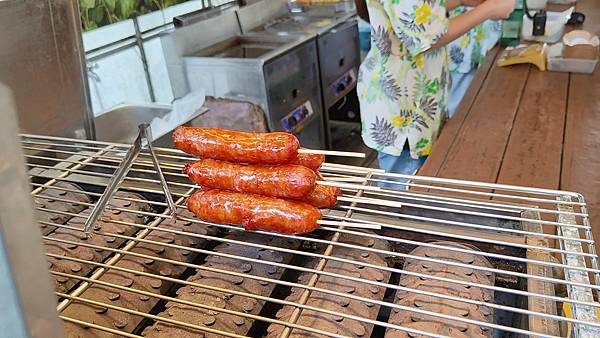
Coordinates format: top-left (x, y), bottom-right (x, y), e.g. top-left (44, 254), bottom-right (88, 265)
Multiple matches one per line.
top-left (355, 0), bottom-right (515, 188)
top-left (448, 6), bottom-right (502, 117)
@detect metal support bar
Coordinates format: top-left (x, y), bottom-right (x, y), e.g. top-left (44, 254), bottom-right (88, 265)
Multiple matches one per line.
top-left (0, 84), bottom-right (64, 337)
top-left (557, 196), bottom-right (600, 337)
top-left (83, 124), bottom-right (175, 233)
top-left (132, 15), bottom-right (157, 102)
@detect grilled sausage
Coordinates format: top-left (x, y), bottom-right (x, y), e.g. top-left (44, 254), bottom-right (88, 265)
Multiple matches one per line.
top-left (187, 189), bottom-right (321, 234)
top-left (300, 173), bottom-right (341, 209)
top-left (173, 127), bottom-right (299, 164)
top-left (304, 185), bottom-right (342, 209)
top-left (289, 152), bottom-right (325, 171)
top-left (183, 159), bottom-right (316, 199)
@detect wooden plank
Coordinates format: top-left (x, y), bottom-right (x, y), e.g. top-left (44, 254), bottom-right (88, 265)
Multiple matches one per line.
top-left (435, 62), bottom-right (530, 184)
top-left (492, 69), bottom-right (568, 246)
top-left (562, 74), bottom-right (600, 249)
top-left (582, 0), bottom-right (600, 32)
top-left (495, 69), bottom-right (568, 189)
top-left (418, 47), bottom-right (501, 178)
top-left (561, 0), bottom-right (600, 254)
top-left (561, 69), bottom-right (600, 198)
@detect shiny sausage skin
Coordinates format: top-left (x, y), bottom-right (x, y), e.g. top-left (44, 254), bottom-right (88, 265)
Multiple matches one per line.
top-left (183, 159), bottom-right (316, 199)
top-left (289, 152), bottom-right (325, 171)
top-left (187, 189), bottom-right (321, 234)
top-left (173, 127), bottom-right (299, 164)
top-left (305, 185), bottom-right (342, 209)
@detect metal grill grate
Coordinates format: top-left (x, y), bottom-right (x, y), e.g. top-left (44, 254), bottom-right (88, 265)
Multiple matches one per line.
top-left (21, 133), bottom-right (600, 338)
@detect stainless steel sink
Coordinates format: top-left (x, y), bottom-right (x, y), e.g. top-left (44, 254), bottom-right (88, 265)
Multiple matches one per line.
top-left (94, 104), bottom-right (172, 144)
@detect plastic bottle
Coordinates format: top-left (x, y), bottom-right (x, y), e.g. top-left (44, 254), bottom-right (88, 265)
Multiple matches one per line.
top-left (500, 0), bottom-right (525, 47)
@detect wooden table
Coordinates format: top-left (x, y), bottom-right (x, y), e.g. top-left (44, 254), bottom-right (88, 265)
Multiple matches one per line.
top-left (418, 0), bottom-right (600, 250)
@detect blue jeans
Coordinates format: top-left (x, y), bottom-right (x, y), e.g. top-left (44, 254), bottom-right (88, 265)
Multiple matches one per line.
top-left (448, 70), bottom-right (477, 118)
top-left (378, 148), bottom-right (426, 189)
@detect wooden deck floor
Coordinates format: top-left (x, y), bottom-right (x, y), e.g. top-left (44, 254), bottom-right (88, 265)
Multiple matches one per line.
top-left (418, 0), bottom-right (600, 251)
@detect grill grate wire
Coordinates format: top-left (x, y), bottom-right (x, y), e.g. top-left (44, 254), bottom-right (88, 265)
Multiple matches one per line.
top-left (21, 133), bottom-right (600, 338)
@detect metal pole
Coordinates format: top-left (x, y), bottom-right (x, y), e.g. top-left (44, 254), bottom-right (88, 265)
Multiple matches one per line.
top-left (0, 83), bottom-right (65, 338)
top-left (132, 15), bottom-right (157, 102)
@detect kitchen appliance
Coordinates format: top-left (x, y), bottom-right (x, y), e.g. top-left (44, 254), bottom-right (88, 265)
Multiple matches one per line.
top-left (288, 0), bottom-right (356, 15)
top-left (522, 7), bottom-right (574, 43)
top-left (173, 2), bottom-right (241, 27)
top-left (161, 10), bottom-right (242, 102)
top-left (161, 11), bottom-right (326, 149)
top-left (238, 0), bottom-right (361, 149)
top-left (182, 34), bottom-right (325, 149)
top-left (8, 130), bottom-right (600, 337)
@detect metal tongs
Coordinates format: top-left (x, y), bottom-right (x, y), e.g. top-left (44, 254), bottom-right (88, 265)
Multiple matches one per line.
top-left (83, 123), bottom-right (177, 234)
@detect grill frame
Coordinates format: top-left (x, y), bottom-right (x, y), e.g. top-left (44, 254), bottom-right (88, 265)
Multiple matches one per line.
top-left (20, 133), bottom-right (600, 338)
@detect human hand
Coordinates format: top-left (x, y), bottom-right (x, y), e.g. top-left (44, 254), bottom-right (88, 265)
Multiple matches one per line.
top-left (481, 0), bottom-right (517, 20)
top-left (462, 0), bottom-right (485, 7)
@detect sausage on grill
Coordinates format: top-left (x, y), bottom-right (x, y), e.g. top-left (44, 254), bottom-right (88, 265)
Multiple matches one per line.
top-left (173, 127), bottom-right (299, 164)
top-left (304, 185), bottom-right (342, 209)
top-left (187, 189), bottom-right (322, 234)
top-left (289, 152), bottom-right (325, 171)
top-left (183, 159), bottom-right (316, 199)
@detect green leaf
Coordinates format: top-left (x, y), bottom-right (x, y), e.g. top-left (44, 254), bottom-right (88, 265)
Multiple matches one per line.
top-left (117, 0), bottom-right (136, 19)
top-left (165, 0), bottom-right (180, 8)
top-left (416, 138), bottom-right (429, 149)
top-left (86, 21), bottom-right (98, 30)
top-left (426, 79), bottom-right (440, 95)
top-left (80, 0), bottom-right (96, 10)
top-left (103, 0), bottom-right (116, 12)
top-left (142, 0), bottom-right (155, 9)
top-left (89, 6), bottom-right (105, 24)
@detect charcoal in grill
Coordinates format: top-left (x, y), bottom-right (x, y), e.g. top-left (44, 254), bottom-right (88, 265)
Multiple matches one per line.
top-left (142, 231), bottom-right (301, 338)
top-left (47, 192), bottom-right (153, 294)
top-left (266, 232), bottom-right (391, 338)
top-left (61, 209), bottom-right (216, 337)
top-left (385, 241), bottom-right (495, 338)
top-left (34, 182), bottom-right (91, 235)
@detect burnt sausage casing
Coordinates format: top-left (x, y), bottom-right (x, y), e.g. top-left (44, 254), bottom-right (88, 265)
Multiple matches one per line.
top-left (187, 189), bottom-right (322, 234)
top-left (184, 159), bottom-right (316, 199)
top-left (173, 127), bottom-right (299, 164)
top-left (289, 152), bottom-right (325, 171)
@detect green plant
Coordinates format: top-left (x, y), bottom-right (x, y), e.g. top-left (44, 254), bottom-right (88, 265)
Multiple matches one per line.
top-left (79, 0), bottom-right (191, 31)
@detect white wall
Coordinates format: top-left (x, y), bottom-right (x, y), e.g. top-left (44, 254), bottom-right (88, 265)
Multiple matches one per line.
top-left (82, 1), bottom-right (212, 116)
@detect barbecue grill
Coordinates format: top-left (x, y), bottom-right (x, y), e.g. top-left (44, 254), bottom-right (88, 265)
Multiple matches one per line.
top-left (12, 132), bottom-right (600, 338)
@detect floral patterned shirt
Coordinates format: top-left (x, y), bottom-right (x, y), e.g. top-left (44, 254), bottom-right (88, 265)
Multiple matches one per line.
top-left (448, 6), bottom-right (501, 74)
top-left (358, 0), bottom-right (449, 159)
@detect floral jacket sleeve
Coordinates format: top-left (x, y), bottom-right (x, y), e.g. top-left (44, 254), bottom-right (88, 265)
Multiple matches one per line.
top-left (383, 0), bottom-right (449, 56)
top-left (448, 6), bottom-right (502, 73)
